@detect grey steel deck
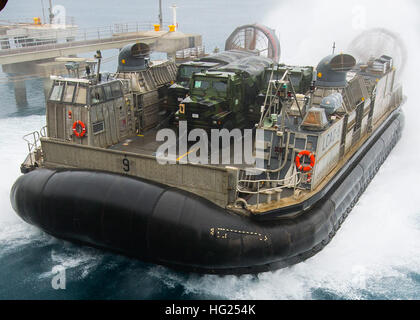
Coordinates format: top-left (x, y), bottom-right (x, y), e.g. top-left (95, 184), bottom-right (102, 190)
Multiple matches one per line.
top-left (109, 128), bottom-right (251, 170)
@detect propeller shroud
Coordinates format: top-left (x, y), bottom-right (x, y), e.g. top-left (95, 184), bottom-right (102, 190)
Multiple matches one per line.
top-left (225, 23), bottom-right (281, 63)
top-left (347, 28), bottom-right (407, 76)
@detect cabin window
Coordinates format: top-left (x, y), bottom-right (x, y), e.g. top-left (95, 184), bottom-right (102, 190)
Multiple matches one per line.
top-left (50, 83), bottom-right (64, 101)
top-left (90, 86), bottom-right (105, 104)
top-left (104, 85), bottom-right (113, 100)
top-left (111, 82), bottom-right (122, 98)
top-left (74, 85), bottom-right (87, 105)
top-left (63, 83), bottom-right (76, 103)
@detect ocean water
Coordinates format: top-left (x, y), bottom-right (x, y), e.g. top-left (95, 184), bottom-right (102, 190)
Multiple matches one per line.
top-left (0, 0), bottom-right (419, 300)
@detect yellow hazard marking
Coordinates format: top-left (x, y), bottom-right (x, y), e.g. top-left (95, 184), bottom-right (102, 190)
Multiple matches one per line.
top-left (176, 147), bottom-right (198, 161)
top-left (137, 134), bottom-right (144, 137)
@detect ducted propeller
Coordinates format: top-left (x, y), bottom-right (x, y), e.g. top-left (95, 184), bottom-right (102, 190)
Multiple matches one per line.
top-left (225, 23), bottom-right (281, 63)
top-left (347, 28), bottom-right (407, 76)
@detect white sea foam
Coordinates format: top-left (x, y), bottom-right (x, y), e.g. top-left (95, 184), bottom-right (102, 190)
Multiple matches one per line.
top-left (149, 0), bottom-right (420, 300)
top-left (38, 245), bottom-right (103, 280)
top-left (0, 115), bottom-right (46, 222)
top-left (0, 116), bottom-right (50, 257)
top-left (0, 115), bottom-right (103, 280)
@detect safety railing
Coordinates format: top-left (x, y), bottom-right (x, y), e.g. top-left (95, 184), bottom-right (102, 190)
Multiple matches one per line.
top-left (40, 125), bottom-right (47, 138)
top-left (0, 21), bottom-right (173, 55)
top-left (22, 126), bottom-right (47, 166)
top-left (175, 46), bottom-right (206, 59)
top-left (236, 171), bottom-right (303, 208)
top-left (0, 17), bottom-right (76, 26)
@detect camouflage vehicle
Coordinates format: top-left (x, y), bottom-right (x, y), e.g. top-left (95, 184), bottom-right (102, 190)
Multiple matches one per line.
top-left (167, 60), bottom-right (219, 113)
top-left (267, 64), bottom-right (314, 94)
top-left (174, 55), bottom-right (274, 130)
top-left (167, 50), bottom-right (257, 116)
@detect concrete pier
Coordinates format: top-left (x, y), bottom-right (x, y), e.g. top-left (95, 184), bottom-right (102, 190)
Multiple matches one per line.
top-left (3, 57), bottom-right (91, 105)
top-left (0, 22), bottom-right (203, 107)
top-left (0, 30), bottom-right (202, 65)
top-left (13, 79), bottom-right (27, 107)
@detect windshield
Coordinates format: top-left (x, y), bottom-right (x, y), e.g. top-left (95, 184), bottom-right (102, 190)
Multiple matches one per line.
top-left (74, 85), bottom-right (87, 104)
top-left (193, 80), bottom-right (211, 90)
top-left (50, 82), bottom-right (64, 101)
top-left (192, 78), bottom-right (228, 97)
top-left (179, 65), bottom-right (209, 80)
top-left (213, 80), bottom-right (227, 92)
top-left (90, 86), bottom-right (105, 104)
top-left (63, 83), bottom-right (76, 103)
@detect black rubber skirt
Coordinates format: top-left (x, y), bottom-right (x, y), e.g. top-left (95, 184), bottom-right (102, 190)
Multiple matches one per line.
top-left (10, 112), bottom-right (404, 274)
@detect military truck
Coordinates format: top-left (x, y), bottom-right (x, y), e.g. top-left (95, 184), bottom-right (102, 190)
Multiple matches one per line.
top-left (167, 60), bottom-right (219, 113)
top-left (167, 50), bottom-right (257, 118)
top-left (271, 64), bottom-right (313, 93)
top-left (174, 55), bottom-right (274, 130)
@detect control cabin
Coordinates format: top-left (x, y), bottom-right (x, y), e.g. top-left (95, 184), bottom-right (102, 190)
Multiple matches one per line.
top-left (46, 76), bottom-right (135, 148)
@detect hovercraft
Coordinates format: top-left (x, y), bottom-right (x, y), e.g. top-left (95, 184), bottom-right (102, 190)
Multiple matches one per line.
top-left (10, 27), bottom-right (405, 274)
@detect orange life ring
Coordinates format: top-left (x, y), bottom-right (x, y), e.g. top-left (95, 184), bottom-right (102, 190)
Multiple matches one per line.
top-left (72, 120), bottom-right (86, 138)
top-left (295, 150), bottom-right (315, 172)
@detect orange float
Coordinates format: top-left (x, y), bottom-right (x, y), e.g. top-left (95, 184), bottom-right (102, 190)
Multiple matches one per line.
top-left (295, 150), bottom-right (315, 172)
top-left (72, 120), bottom-right (86, 138)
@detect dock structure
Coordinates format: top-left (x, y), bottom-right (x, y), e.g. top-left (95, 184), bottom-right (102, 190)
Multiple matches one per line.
top-left (0, 28), bottom-right (202, 65)
top-left (0, 21), bottom-right (203, 105)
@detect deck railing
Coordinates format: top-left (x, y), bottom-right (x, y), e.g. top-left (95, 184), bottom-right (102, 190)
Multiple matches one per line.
top-left (0, 21), bottom-right (172, 55)
top-left (22, 126), bottom-right (47, 165)
top-left (236, 171), bottom-right (303, 208)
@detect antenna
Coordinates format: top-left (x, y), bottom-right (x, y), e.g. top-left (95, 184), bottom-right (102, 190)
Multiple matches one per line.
top-left (94, 50), bottom-right (102, 81)
top-left (41, 0), bottom-right (46, 24)
top-left (48, 0), bottom-right (54, 24)
top-left (158, 0), bottom-right (163, 27)
top-left (332, 41), bottom-right (336, 55)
